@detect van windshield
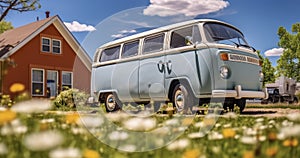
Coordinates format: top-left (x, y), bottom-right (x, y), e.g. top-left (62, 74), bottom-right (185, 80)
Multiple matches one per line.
top-left (204, 23), bottom-right (251, 49)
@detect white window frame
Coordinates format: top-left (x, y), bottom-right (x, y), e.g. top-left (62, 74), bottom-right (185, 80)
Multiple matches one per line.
top-left (62, 71), bottom-right (73, 90)
top-left (41, 37), bottom-right (51, 52)
top-left (52, 39), bottom-right (61, 54)
top-left (31, 68), bottom-right (45, 96)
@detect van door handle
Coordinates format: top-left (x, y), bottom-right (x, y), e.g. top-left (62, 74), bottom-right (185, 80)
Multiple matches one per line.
top-left (166, 60), bottom-right (172, 74)
top-left (157, 60), bottom-right (165, 73)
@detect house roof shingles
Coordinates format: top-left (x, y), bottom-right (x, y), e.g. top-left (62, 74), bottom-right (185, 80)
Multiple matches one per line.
top-left (0, 17), bottom-right (54, 57)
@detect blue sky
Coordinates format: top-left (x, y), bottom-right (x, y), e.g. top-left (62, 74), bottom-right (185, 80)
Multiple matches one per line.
top-left (4, 0), bottom-right (300, 65)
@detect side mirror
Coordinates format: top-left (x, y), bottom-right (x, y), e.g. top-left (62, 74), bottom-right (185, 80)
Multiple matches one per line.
top-left (185, 36), bottom-right (193, 46)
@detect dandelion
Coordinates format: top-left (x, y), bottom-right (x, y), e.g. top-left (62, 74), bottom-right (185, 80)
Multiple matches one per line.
top-left (182, 149), bottom-right (201, 158)
top-left (265, 147), bottom-right (278, 157)
top-left (23, 130), bottom-right (64, 151)
top-left (268, 132), bottom-right (277, 141)
top-left (108, 131), bottom-right (129, 141)
top-left (282, 138), bottom-right (298, 147)
top-left (123, 117), bottom-right (156, 131)
top-left (243, 150), bottom-right (255, 158)
top-left (49, 148), bottom-right (81, 158)
top-left (0, 143), bottom-right (7, 155)
top-left (222, 128), bottom-right (236, 139)
top-left (0, 110), bottom-right (16, 125)
top-left (65, 113), bottom-right (80, 124)
top-left (167, 139), bottom-right (190, 151)
top-left (9, 83), bottom-right (25, 93)
top-left (83, 149), bottom-right (100, 158)
top-left (12, 99), bottom-right (51, 113)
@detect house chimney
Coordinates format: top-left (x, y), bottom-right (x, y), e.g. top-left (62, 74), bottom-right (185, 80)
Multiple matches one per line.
top-left (45, 11), bottom-right (50, 18)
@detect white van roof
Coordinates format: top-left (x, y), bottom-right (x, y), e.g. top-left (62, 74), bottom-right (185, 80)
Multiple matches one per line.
top-left (98, 19), bottom-right (240, 49)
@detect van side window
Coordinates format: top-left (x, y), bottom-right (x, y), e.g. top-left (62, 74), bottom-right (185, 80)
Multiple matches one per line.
top-left (100, 46), bottom-right (120, 62)
top-left (143, 34), bottom-right (164, 54)
top-left (170, 25), bottom-right (201, 49)
top-left (122, 40), bottom-right (139, 58)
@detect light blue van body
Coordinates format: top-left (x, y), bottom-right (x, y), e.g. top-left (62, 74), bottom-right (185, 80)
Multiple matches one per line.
top-left (91, 19), bottom-right (268, 112)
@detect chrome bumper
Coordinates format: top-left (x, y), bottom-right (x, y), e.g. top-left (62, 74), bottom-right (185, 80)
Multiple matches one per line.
top-left (212, 85), bottom-right (268, 99)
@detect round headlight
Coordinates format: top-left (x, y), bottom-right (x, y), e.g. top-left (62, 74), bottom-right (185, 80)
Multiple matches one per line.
top-left (220, 66), bottom-right (230, 79)
top-left (259, 71), bottom-right (264, 82)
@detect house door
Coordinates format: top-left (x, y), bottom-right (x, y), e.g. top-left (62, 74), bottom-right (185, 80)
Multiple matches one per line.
top-left (47, 70), bottom-right (58, 98)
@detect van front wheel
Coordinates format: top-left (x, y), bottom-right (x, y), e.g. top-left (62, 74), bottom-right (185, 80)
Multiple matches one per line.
top-left (104, 93), bottom-right (121, 112)
top-left (172, 84), bottom-right (194, 114)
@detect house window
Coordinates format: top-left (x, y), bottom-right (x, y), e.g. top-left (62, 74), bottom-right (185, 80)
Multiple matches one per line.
top-left (42, 38), bottom-right (50, 52)
top-left (52, 39), bottom-right (61, 54)
top-left (62, 71), bottom-right (72, 90)
top-left (32, 69), bottom-right (44, 96)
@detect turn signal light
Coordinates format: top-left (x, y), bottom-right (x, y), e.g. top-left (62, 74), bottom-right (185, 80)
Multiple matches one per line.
top-left (219, 53), bottom-right (229, 61)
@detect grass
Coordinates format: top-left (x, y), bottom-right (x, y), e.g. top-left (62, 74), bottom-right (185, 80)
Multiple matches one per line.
top-left (1, 101), bottom-right (300, 158)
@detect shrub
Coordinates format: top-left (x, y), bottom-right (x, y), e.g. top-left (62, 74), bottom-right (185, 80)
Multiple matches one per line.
top-left (52, 88), bottom-right (89, 111)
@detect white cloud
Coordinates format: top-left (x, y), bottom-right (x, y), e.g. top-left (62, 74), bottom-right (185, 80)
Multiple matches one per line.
top-left (111, 29), bottom-right (137, 38)
top-left (143, 0), bottom-right (230, 17)
top-left (64, 21), bottom-right (96, 32)
top-left (264, 48), bottom-right (284, 57)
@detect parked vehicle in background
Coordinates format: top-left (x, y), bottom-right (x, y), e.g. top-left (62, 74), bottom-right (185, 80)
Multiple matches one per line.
top-left (90, 19), bottom-right (268, 113)
top-left (262, 76), bottom-right (299, 104)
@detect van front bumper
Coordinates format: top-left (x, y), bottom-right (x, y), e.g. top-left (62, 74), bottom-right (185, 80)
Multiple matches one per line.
top-left (212, 85), bottom-right (268, 99)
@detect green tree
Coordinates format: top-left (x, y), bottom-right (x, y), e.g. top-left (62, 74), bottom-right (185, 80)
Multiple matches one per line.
top-left (257, 51), bottom-right (276, 85)
top-left (0, 0), bottom-right (41, 21)
top-left (277, 23), bottom-right (300, 81)
top-left (0, 20), bottom-right (13, 33)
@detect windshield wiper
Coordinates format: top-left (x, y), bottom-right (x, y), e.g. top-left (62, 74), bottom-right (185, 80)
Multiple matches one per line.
top-left (212, 36), bottom-right (256, 52)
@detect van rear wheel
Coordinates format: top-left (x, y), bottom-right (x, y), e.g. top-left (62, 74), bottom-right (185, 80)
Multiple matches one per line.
top-left (172, 83), bottom-right (195, 114)
top-left (104, 93), bottom-right (121, 112)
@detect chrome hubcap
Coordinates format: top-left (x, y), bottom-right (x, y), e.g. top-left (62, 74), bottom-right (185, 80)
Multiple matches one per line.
top-left (175, 90), bottom-right (184, 110)
top-left (106, 94), bottom-right (116, 111)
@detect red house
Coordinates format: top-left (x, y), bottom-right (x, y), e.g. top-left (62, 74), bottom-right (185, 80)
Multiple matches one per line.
top-left (0, 15), bottom-right (92, 98)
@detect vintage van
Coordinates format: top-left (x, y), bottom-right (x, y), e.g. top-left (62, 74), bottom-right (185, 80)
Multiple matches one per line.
top-left (90, 19), bottom-right (268, 113)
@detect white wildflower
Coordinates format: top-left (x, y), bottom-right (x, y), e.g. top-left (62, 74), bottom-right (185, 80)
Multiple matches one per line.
top-left (40, 118), bottom-right (55, 124)
top-left (259, 135), bottom-right (266, 142)
top-left (167, 139), bottom-right (190, 151)
top-left (255, 118), bottom-right (264, 123)
top-left (224, 112), bottom-right (237, 119)
top-left (208, 131), bottom-right (223, 140)
top-left (279, 125), bottom-right (300, 138)
top-left (106, 112), bottom-right (129, 122)
top-left (188, 132), bottom-right (206, 139)
top-left (0, 143), bottom-right (7, 155)
top-left (286, 113), bottom-right (300, 121)
top-left (268, 120), bottom-right (276, 125)
top-left (223, 123), bottom-right (231, 128)
top-left (24, 131), bottom-right (64, 151)
top-left (77, 116), bottom-right (103, 128)
top-left (282, 120), bottom-right (293, 127)
top-left (240, 136), bottom-right (257, 145)
top-left (165, 118), bottom-right (179, 126)
top-left (194, 122), bottom-right (205, 128)
top-left (123, 117), bottom-right (156, 131)
top-left (12, 99), bottom-right (51, 113)
top-left (119, 144), bottom-right (136, 152)
top-left (211, 146), bottom-right (221, 154)
top-left (49, 148), bottom-right (81, 158)
top-left (108, 131), bottom-right (129, 141)
top-left (71, 127), bottom-right (86, 135)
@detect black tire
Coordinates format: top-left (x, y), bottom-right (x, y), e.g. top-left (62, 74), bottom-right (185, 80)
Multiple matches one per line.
top-left (294, 97), bottom-right (299, 104)
top-left (172, 83), bottom-right (195, 114)
top-left (104, 93), bottom-right (121, 112)
top-left (235, 99), bottom-right (246, 113)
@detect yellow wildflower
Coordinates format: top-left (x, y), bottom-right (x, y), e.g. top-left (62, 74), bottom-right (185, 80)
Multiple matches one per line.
top-left (9, 83), bottom-right (25, 93)
top-left (265, 147), bottom-right (278, 157)
top-left (182, 117), bottom-right (194, 126)
top-left (65, 113), bottom-right (80, 124)
top-left (182, 149), bottom-right (201, 158)
top-left (283, 138), bottom-right (298, 147)
top-left (222, 128), bottom-right (236, 139)
top-left (83, 149), bottom-right (100, 158)
top-left (0, 110), bottom-right (17, 125)
top-left (267, 132), bottom-right (277, 141)
top-left (243, 150), bottom-right (255, 158)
